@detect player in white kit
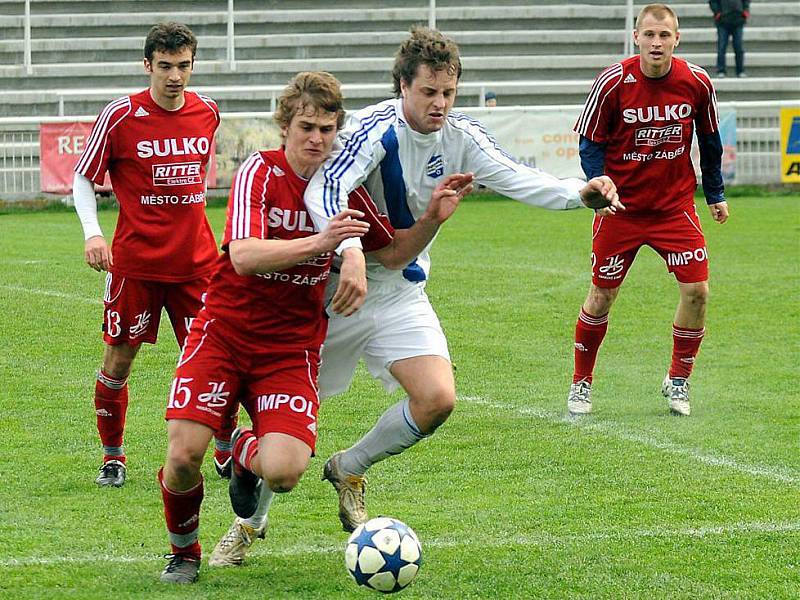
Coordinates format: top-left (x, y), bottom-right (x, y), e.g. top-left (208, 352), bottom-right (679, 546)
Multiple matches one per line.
top-left (215, 27), bottom-right (622, 548)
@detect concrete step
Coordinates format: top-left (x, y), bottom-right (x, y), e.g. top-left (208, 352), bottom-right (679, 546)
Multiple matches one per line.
top-left (0, 77), bottom-right (797, 118)
top-left (0, 51), bottom-right (795, 90)
top-left (0, 26), bottom-right (795, 64)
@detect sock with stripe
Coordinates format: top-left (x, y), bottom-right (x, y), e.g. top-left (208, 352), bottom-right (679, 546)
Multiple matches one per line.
top-left (670, 324), bottom-right (705, 380)
top-left (95, 369), bottom-right (129, 464)
top-left (232, 429), bottom-right (259, 474)
top-left (213, 413), bottom-right (236, 470)
top-left (159, 467), bottom-right (203, 559)
top-left (339, 397), bottom-right (426, 476)
top-left (573, 308), bottom-right (609, 384)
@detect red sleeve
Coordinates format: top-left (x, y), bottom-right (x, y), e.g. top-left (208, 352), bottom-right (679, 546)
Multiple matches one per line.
top-left (574, 63), bottom-right (623, 143)
top-left (347, 185), bottom-right (394, 252)
top-left (74, 96), bottom-right (131, 185)
top-left (688, 65), bottom-right (719, 136)
top-left (222, 152), bottom-right (269, 248)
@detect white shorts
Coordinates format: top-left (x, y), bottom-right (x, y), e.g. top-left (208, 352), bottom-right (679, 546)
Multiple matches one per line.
top-left (319, 278), bottom-right (450, 399)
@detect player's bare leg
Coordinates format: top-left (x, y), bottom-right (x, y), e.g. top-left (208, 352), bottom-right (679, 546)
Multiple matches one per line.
top-left (160, 419), bottom-right (214, 583)
top-left (569, 284), bottom-right (619, 415)
top-left (324, 355), bottom-right (454, 531)
top-left (212, 432), bottom-right (308, 565)
top-left (663, 281), bottom-right (708, 416)
top-left (94, 342), bottom-right (140, 486)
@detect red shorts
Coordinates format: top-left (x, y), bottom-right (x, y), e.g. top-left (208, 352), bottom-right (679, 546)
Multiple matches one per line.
top-left (590, 209), bottom-right (709, 288)
top-left (165, 311), bottom-right (321, 452)
top-left (102, 272), bottom-right (210, 346)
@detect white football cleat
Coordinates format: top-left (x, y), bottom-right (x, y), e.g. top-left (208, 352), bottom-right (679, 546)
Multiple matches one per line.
top-left (662, 374), bottom-right (691, 416)
top-left (567, 380), bottom-right (592, 416)
top-left (208, 517), bottom-right (266, 567)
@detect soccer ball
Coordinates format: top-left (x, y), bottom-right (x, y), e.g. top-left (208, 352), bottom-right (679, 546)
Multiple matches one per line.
top-left (345, 517), bottom-right (422, 593)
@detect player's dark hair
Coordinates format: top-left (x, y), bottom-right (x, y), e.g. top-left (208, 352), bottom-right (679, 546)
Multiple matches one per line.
top-left (392, 26), bottom-right (462, 97)
top-left (274, 71), bottom-right (346, 131)
top-left (144, 22), bottom-right (198, 62)
top-left (636, 3), bottom-right (679, 31)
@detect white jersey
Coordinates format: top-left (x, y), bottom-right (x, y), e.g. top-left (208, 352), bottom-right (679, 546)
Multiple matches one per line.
top-left (305, 97), bottom-right (585, 283)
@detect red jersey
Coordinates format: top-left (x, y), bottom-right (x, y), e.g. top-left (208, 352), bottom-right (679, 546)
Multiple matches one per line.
top-left (75, 89), bottom-right (220, 282)
top-left (203, 148), bottom-right (394, 349)
top-left (574, 56), bottom-right (719, 215)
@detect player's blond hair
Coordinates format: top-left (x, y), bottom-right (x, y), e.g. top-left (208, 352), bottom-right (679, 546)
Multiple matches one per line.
top-left (273, 71), bottom-right (346, 131)
top-left (636, 4), bottom-right (679, 31)
top-left (144, 22), bottom-right (197, 62)
top-left (392, 26), bottom-right (462, 97)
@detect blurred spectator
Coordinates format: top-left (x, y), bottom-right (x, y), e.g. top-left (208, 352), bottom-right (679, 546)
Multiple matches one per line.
top-left (484, 90), bottom-right (498, 107)
top-left (710, 0), bottom-right (750, 78)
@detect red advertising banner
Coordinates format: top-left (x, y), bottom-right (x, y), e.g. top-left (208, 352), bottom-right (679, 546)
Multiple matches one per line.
top-left (39, 122), bottom-right (110, 194)
top-left (39, 122), bottom-right (218, 194)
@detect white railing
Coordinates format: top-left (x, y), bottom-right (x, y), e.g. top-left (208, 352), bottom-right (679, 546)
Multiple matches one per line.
top-left (0, 101), bottom-right (795, 197)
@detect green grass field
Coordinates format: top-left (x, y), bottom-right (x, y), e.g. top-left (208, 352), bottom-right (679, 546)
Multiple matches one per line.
top-left (0, 194), bottom-right (798, 599)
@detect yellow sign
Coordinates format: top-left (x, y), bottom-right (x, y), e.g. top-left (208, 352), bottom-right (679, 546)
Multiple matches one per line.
top-left (780, 107), bottom-right (800, 183)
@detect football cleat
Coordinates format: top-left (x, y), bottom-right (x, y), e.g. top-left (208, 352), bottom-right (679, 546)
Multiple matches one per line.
top-left (160, 554), bottom-right (200, 584)
top-left (208, 517), bottom-right (267, 567)
top-left (567, 380), bottom-right (592, 416)
top-left (214, 453), bottom-right (232, 480)
top-left (322, 451), bottom-right (368, 532)
top-left (95, 459), bottom-right (127, 487)
top-left (229, 428), bottom-right (262, 518)
top-left (662, 375), bottom-right (691, 416)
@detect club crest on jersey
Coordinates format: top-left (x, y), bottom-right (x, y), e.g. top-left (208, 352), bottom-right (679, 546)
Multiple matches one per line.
top-left (622, 104), bottom-right (692, 124)
top-left (635, 124), bottom-right (683, 147)
top-left (136, 137), bottom-right (210, 158)
top-left (426, 154), bottom-right (444, 178)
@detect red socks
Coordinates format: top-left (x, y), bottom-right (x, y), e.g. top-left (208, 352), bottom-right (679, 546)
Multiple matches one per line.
top-left (573, 308), bottom-right (609, 384)
top-left (670, 325), bottom-right (705, 379)
top-left (232, 429), bottom-right (259, 474)
top-left (95, 370), bottom-right (128, 464)
top-left (159, 468), bottom-right (203, 559)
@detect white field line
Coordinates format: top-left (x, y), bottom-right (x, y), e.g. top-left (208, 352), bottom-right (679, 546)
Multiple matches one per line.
top-left (460, 395), bottom-right (800, 486)
top-left (0, 284), bottom-right (100, 305)
top-left (2, 520), bottom-right (798, 567)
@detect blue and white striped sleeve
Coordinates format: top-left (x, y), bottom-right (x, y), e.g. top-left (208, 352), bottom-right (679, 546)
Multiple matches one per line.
top-left (453, 114), bottom-right (585, 210)
top-left (304, 104), bottom-right (394, 249)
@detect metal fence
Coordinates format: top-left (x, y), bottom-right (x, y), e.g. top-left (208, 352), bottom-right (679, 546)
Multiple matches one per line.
top-left (0, 100), bottom-right (795, 199)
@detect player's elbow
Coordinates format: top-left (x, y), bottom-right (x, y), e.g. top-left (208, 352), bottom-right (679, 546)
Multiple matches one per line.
top-left (228, 241), bottom-right (259, 276)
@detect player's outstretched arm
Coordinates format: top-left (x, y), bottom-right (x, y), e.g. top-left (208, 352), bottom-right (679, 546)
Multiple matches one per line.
top-left (73, 171), bottom-right (113, 271)
top-left (229, 209), bottom-right (369, 276)
top-left (371, 173), bottom-right (474, 270)
top-left (580, 175), bottom-right (626, 216)
top-left (708, 201), bottom-right (729, 223)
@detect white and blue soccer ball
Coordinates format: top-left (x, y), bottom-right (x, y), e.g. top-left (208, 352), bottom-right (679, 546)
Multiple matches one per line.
top-left (345, 517), bottom-right (422, 593)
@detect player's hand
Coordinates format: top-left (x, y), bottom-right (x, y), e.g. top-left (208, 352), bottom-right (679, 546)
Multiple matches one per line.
top-left (424, 172), bottom-right (475, 224)
top-left (316, 209), bottom-right (370, 254)
top-left (84, 235), bottom-right (113, 271)
top-left (331, 247), bottom-right (367, 316)
top-left (708, 201), bottom-right (729, 223)
top-left (580, 175), bottom-right (625, 216)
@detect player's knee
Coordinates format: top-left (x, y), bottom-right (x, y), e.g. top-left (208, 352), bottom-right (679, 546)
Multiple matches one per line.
top-left (586, 285), bottom-right (619, 314)
top-left (682, 282), bottom-right (709, 307)
top-left (166, 443), bottom-right (204, 486)
top-left (264, 465), bottom-right (305, 493)
top-left (415, 389), bottom-right (456, 433)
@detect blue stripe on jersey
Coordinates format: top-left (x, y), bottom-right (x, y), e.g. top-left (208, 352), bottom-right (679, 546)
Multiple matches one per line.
top-left (322, 104), bottom-right (396, 217)
top-left (379, 125), bottom-right (426, 283)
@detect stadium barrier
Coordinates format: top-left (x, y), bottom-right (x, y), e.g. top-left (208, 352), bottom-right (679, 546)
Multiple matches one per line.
top-left (0, 100), bottom-right (797, 199)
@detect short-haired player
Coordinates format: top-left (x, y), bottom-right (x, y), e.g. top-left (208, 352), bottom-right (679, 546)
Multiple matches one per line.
top-left (73, 22), bottom-right (234, 488)
top-left (567, 4), bottom-right (728, 417)
top-left (157, 71), bottom-right (473, 583)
